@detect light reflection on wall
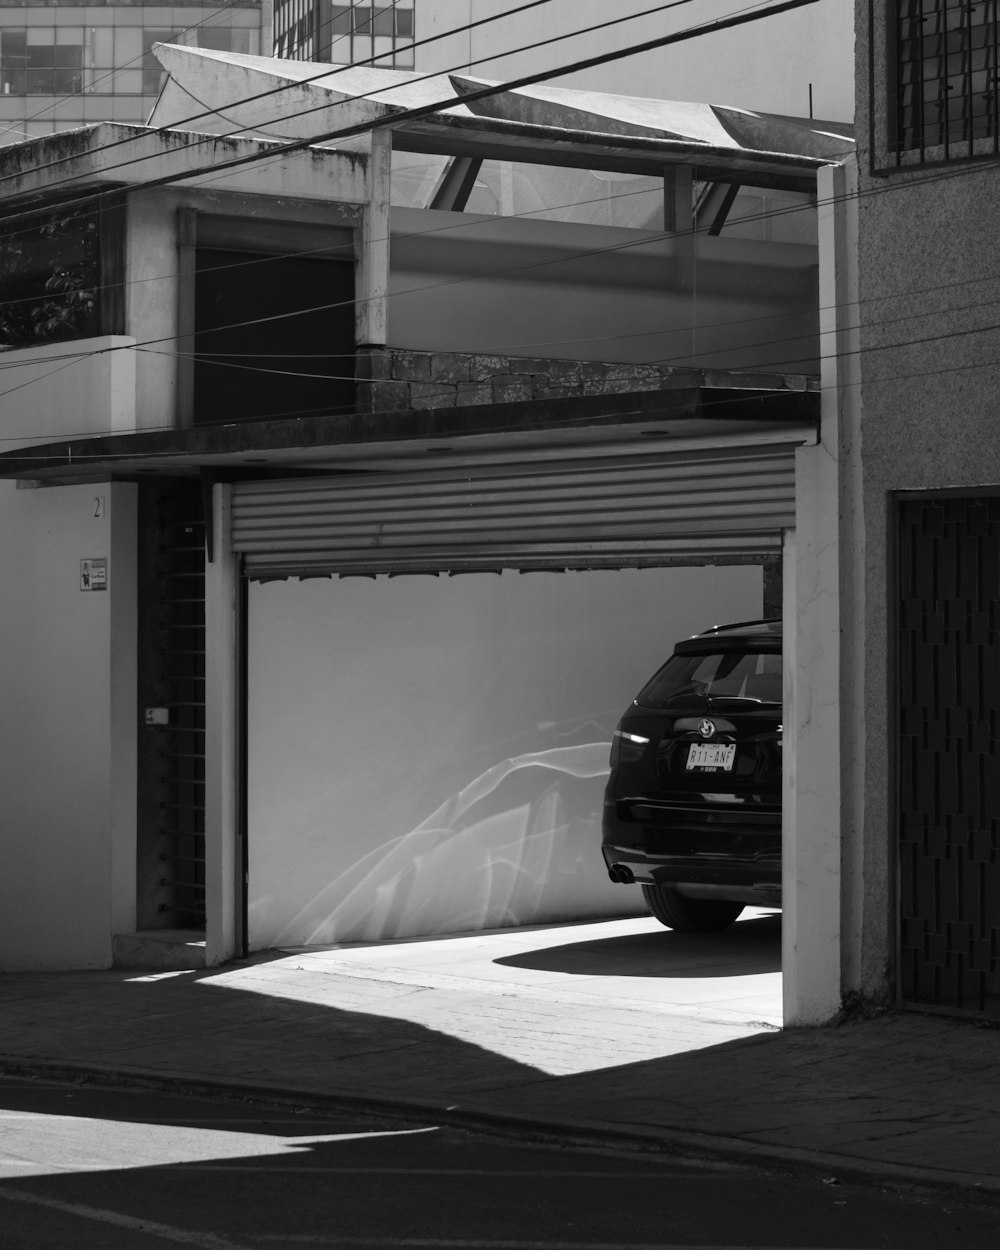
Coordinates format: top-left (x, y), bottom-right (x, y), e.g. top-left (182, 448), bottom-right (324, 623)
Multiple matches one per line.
top-left (247, 566), bottom-right (763, 950)
top-left (258, 742), bottom-right (614, 945)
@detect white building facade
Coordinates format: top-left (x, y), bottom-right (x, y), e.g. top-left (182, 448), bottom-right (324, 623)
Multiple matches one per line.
top-left (0, 49), bottom-right (853, 1030)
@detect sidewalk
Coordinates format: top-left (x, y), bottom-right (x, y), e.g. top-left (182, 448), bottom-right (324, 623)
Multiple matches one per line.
top-left (2, 912), bottom-right (999, 1199)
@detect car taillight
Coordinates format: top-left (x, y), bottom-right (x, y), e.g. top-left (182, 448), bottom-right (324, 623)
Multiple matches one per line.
top-left (611, 727), bottom-right (650, 766)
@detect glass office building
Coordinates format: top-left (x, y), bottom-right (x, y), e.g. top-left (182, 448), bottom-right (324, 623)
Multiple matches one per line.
top-left (273, 0), bottom-right (413, 67)
top-left (0, 1), bottom-right (262, 144)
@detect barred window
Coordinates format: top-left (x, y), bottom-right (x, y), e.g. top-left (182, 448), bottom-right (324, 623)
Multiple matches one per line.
top-left (896, 0), bottom-right (1000, 152)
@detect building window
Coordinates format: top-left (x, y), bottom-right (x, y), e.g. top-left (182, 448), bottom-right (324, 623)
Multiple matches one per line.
top-left (0, 205), bottom-right (101, 348)
top-left (895, 0), bottom-right (1000, 153)
top-left (1, 29), bottom-right (84, 96)
top-left (275, 0), bottom-right (414, 68)
top-left (0, 18), bottom-right (260, 100)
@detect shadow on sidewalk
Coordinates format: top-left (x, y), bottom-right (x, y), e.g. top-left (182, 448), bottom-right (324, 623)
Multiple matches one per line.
top-left (3, 941), bottom-right (1000, 1193)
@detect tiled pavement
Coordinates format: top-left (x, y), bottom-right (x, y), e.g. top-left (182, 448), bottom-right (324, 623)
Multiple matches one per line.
top-left (2, 912), bottom-right (999, 1198)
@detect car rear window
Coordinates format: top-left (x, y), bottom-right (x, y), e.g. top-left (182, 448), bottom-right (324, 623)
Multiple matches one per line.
top-left (637, 649), bottom-right (783, 707)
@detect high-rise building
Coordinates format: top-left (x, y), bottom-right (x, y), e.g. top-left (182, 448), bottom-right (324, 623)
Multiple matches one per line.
top-left (270, 1), bottom-right (853, 124)
top-left (0, 1), bottom-right (263, 144)
top-left (273, 0), bottom-right (414, 66)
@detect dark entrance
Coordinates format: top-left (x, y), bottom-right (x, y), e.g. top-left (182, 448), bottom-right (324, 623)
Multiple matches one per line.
top-left (898, 494), bottom-right (1000, 1015)
top-left (193, 247), bottom-right (356, 426)
top-left (136, 478), bottom-right (207, 932)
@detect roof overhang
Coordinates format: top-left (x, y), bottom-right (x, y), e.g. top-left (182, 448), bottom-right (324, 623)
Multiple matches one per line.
top-left (0, 122), bottom-right (368, 214)
top-left (1, 386), bottom-right (819, 487)
top-left (146, 46), bottom-right (851, 194)
top-left (393, 114), bottom-right (830, 191)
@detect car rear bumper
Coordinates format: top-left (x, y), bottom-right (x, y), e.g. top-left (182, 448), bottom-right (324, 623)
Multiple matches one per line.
top-left (601, 801), bottom-right (781, 889)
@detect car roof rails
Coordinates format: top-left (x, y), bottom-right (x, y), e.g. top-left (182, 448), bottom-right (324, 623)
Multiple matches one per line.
top-left (698, 617), bottom-right (782, 636)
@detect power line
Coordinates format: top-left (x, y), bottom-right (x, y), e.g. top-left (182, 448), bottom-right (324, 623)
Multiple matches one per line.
top-left (8, 148), bottom-right (999, 365)
top-left (8, 281), bottom-right (1000, 457)
top-left (0, 0), bottom-right (817, 223)
top-left (0, 0), bottom-right (840, 369)
top-left (5, 165), bottom-right (1000, 413)
top-left (2, 2), bottom-right (996, 425)
top-left (0, 0), bottom-right (569, 193)
top-left (8, 1), bottom-right (270, 134)
top-left (4, 266), bottom-right (1000, 437)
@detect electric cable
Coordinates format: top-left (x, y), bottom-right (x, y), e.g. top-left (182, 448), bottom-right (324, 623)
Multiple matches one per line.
top-left (0, 0), bottom-right (580, 190)
top-left (1, 2), bottom-right (990, 417)
top-left (6, 1), bottom-right (273, 135)
top-left (3, 270), bottom-right (997, 437)
top-left (0, 0), bottom-right (820, 217)
top-left (4, 172), bottom-right (1000, 419)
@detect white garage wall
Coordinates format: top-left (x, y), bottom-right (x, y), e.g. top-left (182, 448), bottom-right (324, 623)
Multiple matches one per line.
top-left (247, 564), bottom-right (762, 948)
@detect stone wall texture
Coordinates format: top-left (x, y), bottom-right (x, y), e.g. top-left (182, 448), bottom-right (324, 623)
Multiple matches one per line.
top-left (355, 348), bottom-right (813, 413)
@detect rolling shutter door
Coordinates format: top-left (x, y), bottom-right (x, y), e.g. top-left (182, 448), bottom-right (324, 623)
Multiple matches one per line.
top-left (231, 442), bottom-right (799, 578)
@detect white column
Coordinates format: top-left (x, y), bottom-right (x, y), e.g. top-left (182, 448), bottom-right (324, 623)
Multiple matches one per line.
top-left (204, 482), bottom-right (240, 966)
top-left (782, 160), bottom-right (860, 1025)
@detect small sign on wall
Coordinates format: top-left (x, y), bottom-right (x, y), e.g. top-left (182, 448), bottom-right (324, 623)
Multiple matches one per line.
top-left (80, 558), bottom-right (108, 591)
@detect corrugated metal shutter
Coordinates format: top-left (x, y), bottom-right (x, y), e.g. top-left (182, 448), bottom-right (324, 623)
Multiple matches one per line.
top-left (231, 442), bottom-right (799, 578)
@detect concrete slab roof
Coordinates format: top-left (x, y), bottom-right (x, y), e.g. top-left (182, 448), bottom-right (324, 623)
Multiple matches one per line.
top-left (0, 383), bottom-right (819, 485)
top-left (0, 120), bottom-right (369, 208)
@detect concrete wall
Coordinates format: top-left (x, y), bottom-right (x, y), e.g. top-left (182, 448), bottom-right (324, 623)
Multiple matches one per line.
top-left (0, 480), bottom-right (136, 970)
top-left (0, 337), bottom-right (136, 449)
top-left (414, 0), bottom-right (854, 122)
top-left (852, 4), bottom-right (1000, 1004)
top-left (126, 192), bottom-right (181, 433)
top-left (246, 564), bottom-right (762, 948)
top-left (390, 209), bottom-right (819, 373)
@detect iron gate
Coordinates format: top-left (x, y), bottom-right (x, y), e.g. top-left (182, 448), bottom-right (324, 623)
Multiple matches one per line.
top-left (136, 479), bottom-right (207, 931)
top-left (898, 495), bottom-right (1000, 1014)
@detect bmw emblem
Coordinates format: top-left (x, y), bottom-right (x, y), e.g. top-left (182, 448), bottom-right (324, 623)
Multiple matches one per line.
top-left (698, 719), bottom-right (716, 739)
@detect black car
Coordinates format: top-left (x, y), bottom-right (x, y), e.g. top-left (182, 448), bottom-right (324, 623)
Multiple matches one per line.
top-left (602, 619), bottom-right (782, 932)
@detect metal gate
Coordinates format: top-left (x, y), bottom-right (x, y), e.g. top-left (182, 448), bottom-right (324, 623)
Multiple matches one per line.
top-left (898, 495), bottom-right (1000, 1015)
top-left (231, 442), bottom-right (800, 579)
top-left (136, 480), bottom-right (207, 931)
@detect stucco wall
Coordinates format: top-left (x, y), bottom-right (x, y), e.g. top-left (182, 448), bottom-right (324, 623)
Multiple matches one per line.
top-left (246, 564), bottom-right (762, 948)
top-left (853, 4), bottom-right (1000, 1002)
top-left (0, 481), bottom-right (136, 970)
top-left (0, 337), bottom-right (136, 449)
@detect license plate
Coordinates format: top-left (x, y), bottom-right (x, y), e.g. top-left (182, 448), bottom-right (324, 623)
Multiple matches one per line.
top-left (686, 743), bottom-right (736, 771)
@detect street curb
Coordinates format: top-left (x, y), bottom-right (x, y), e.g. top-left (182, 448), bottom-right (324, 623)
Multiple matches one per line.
top-left (3, 1055), bottom-right (999, 1207)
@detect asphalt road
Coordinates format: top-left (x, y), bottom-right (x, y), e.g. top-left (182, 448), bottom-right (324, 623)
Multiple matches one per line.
top-left (1, 1076), bottom-right (998, 1250)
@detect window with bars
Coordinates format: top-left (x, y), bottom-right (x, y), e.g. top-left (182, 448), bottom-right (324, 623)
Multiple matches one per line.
top-left (895, 0), bottom-right (1000, 154)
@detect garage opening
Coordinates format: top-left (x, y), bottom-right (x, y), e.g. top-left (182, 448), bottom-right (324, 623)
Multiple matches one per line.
top-left (244, 564), bottom-right (764, 948)
top-left (230, 432), bottom-right (801, 950)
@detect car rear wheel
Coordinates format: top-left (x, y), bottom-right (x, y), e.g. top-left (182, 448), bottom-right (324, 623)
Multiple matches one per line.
top-left (641, 885), bottom-right (744, 932)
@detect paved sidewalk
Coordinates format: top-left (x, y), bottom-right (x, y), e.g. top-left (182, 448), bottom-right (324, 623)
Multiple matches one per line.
top-left (2, 912), bottom-right (999, 1198)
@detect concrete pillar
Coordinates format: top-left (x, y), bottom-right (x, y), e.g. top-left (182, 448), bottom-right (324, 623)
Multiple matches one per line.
top-left (204, 483), bottom-right (240, 966)
top-left (357, 127), bottom-right (392, 348)
top-left (109, 482), bottom-right (138, 939)
top-left (782, 160), bottom-right (860, 1025)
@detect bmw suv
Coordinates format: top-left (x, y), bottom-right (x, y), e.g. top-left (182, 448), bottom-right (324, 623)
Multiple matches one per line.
top-left (602, 619), bottom-right (782, 932)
